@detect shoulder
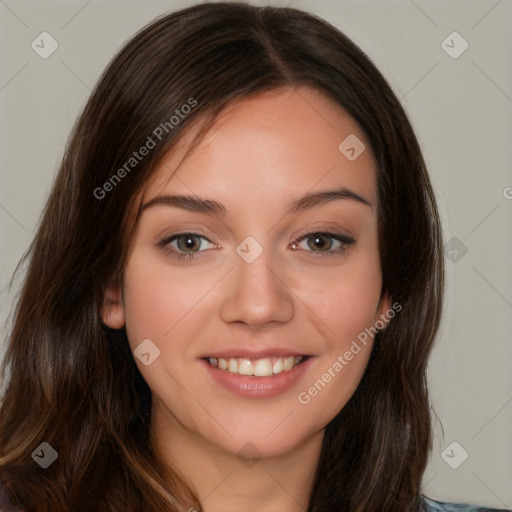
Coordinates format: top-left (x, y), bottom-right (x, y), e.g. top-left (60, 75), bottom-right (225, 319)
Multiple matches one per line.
top-left (422, 496), bottom-right (511, 512)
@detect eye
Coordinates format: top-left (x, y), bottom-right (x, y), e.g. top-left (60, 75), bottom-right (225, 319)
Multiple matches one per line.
top-left (157, 232), bottom-right (217, 260)
top-left (290, 231), bottom-right (355, 257)
top-left (156, 230), bottom-right (355, 261)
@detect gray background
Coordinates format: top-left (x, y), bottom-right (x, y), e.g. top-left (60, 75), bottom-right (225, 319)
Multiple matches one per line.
top-left (1, 0), bottom-right (511, 508)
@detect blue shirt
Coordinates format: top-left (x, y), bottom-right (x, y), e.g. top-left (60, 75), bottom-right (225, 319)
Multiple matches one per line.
top-left (423, 496), bottom-right (511, 511)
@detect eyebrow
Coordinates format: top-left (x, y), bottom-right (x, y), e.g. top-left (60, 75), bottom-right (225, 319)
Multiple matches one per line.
top-left (140, 186), bottom-right (372, 217)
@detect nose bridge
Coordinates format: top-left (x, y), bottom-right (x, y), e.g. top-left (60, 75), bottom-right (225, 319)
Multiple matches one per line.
top-left (219, 235), bottom-right (294, 327)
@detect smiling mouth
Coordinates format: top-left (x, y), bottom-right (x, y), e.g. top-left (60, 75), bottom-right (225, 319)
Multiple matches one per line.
top-left (204, 355), bottom-right (310, 377)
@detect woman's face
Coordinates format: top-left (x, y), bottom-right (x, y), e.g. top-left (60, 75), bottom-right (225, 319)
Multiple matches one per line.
top-left (103, 86), bottom-right (390, 458)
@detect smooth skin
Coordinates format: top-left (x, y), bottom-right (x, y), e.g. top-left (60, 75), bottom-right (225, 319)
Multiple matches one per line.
top-left (102, 86), bottom-right (391, 512)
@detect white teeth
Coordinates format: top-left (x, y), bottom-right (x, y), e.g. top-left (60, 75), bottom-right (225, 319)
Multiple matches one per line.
top-left (208, 355), bottom-right (305, 376)
top-left (254, 358), bottom-right (273, 377)
top-left (272, 358), bottom-right (284, 375)
top-left (283, 356), bottom-right (295, 371)
top-left (238, 359), bottom-right (254, 376)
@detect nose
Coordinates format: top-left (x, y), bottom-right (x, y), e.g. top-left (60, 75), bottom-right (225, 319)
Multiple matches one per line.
top-left (219, 244), bottom-right (294, 329)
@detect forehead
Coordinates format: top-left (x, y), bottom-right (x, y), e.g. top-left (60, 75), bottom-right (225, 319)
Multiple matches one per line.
top-left (144, 86), bottom-right (377, 209)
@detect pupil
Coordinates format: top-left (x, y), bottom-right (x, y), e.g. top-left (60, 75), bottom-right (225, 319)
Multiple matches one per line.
top-left (309, 234), bottom-right (330, 251)
top-left (180, 235), bottom-right (199, 251)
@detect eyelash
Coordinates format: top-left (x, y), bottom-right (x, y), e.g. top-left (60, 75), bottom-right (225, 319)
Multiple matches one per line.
top-left (156, 230), bottom-right (355, 261)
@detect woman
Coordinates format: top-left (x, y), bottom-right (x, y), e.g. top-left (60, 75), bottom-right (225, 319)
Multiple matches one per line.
top-left (0, 2), bottom-right (509, 511)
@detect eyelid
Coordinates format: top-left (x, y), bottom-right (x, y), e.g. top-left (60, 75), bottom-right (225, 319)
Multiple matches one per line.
top-left (290, 229), bottom-right (355, 257)
top-left (156, 232), bottom-right (217, 260)
top-left (156, 228), bottom-right (355, 260)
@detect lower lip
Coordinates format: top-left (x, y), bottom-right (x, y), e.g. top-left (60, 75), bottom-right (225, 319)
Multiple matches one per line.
top-left (200, 357), bottom-right (314, 399)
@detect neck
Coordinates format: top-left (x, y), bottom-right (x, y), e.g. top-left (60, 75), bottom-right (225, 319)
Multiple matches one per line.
top-left (151, 403), bottom-right (324, 512)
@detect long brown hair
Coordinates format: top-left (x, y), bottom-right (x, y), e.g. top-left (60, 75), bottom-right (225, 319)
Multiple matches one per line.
top-left (0, 3), bottom-right (444, 511)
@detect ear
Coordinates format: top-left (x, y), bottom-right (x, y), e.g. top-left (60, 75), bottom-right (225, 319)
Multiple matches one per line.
top-left (375, 290), bottom-right (392, 330)
top-left (101, 280), bottom-right (126, 329)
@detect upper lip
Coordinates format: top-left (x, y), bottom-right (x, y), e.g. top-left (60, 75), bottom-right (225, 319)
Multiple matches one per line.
top-left (200, 347), bottom-right (311, 359)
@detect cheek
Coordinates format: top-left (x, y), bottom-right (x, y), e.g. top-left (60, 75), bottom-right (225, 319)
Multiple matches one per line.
top-left (327, 269), bottom-right (382, 344)
top-left (295, 291), bottom-right (379, 423)
top-left (297, 249), bottom-right (383, 346)
top-left (121, 251), bottom-right (219, 350)
top-left (120, 254), bottom-right (213, 423)
top-left (291, 252), bottom-right (382, 414)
